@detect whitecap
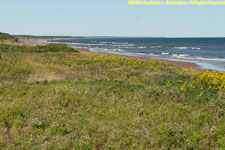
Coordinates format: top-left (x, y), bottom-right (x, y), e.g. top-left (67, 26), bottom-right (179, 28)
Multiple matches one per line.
top-left (191, 47), bottom-right (201, 50)
top-left (161, 52), bottom-right (170, 55)
top-left (175, 47), bottom-right (189, 50)
top-left (172, 54), bottom-right (190, 58)
top-left (137, 46), bottom-right (147, 49)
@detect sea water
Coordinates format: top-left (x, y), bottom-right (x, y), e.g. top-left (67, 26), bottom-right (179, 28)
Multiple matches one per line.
top-left (49, 37), bottom-right (225, 71)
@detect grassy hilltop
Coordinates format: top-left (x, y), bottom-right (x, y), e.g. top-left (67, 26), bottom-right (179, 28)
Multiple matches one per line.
top-left (17, 35), bottom-right (86, 40)
top-left (0, 35), bottom-right (224, 149)
top-left (0, 32), bottom-right (18, 43)
top-left (0, 32), bottom-right (85, 44)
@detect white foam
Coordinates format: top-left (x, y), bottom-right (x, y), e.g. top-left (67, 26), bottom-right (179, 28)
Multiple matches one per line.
top-left (191, 47), bottom-right (201, 50)
top-left (172, 54), bottom-right (190, 58)
top-left (147, 53), bottom-right (159, 57)
top-left (174, 47), bottom-right (201, 50)
top-left (138, 53), bottom-right (147, 55)
top-left (112, 42), bottom-right (129, 45)
top-left (110, 44), bottom-right (135, 47)
top-left (161, 52), bottom-right (170, 55)
top-left (69, 43), bottom-right (83, 45)
top-left (137, 46), bottom-right (147, 49)
top-left (137, 53), bottom-right (159, 57)
top-left (150, 46), bottom-right (163, 48)
top-left (118, 49), bottom-right (124, 52)
top-left (100, 42), bottom-right (111, 44)
top-left (175, 47), bottom-right (189, 50)
top-left (194, 57), bottom-right (225, 62)
top-left (121, 47), bottom-right (135, 49)
top-left (170, 54), bottom-right (225, 62)
top-left (123, 44), bottom-right (135, 46)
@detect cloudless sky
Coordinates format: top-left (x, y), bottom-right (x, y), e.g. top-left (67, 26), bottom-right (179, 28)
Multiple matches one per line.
top-left (0, 0), bottom-right (225, 37)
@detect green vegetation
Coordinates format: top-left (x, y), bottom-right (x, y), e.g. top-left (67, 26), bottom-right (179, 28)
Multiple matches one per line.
top-left (0, 32), bottom-right (18, 43)
top-left (0, 44), bottom-right (78, 53)
top-left (17, 35), bottom-right (86, 39)
top-left (0, 43), bottom-right (224, 149)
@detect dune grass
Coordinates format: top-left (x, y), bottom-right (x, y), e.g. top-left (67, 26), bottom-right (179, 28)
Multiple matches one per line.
top-left (0, 32), bottom-right (18, 43)
top-left (0, 44), bottom-right (224, 149)
top-left (0, 43), bottom-right (77, 53)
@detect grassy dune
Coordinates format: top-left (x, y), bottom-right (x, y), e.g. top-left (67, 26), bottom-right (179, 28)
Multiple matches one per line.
top-left (0, 32), bottom-right (18, 44)
top-left (0, 44), bottom-right (224, 149)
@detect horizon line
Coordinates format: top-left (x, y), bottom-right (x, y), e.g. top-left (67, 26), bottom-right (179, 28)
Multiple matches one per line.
top-left (14, 34), bottom-right (225, 38)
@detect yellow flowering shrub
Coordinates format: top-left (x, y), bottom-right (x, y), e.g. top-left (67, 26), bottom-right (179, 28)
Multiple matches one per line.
top-left (191, 70), bottom-right (225, 90)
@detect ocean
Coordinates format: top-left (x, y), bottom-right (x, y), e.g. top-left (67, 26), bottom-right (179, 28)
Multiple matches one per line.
top-left (46, 37), bottom-right (225, 71)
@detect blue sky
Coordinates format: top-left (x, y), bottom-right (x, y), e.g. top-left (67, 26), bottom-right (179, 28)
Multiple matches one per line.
top-left (0, 0), bottom-right (225, 37)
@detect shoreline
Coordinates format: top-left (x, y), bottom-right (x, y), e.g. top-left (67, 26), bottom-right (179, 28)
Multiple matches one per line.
top-left (20, 40), bottom-right (198, 69)
top-left (74, 47), bottom-right (199, 68)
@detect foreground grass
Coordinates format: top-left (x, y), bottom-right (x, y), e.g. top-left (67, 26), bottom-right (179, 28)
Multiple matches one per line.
top-left (0, 44), bottom-right (224, 150)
